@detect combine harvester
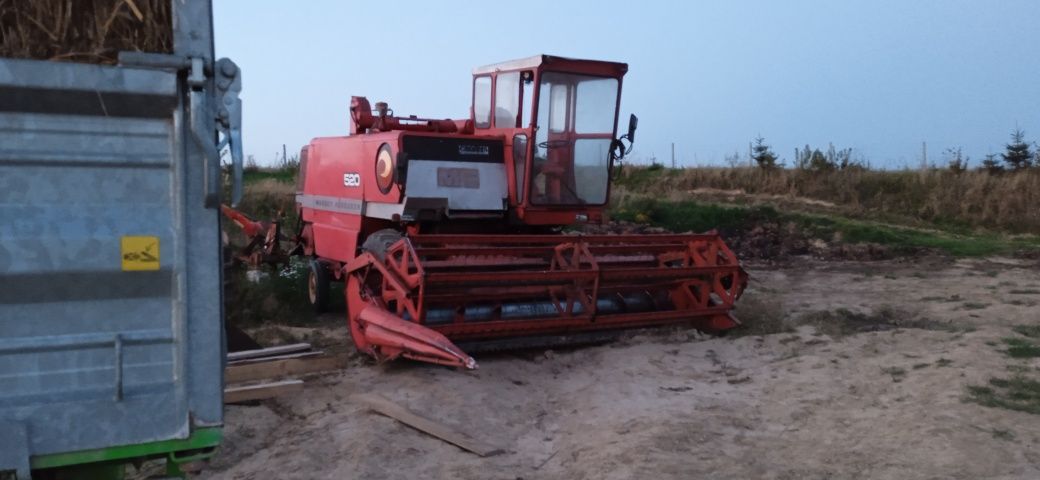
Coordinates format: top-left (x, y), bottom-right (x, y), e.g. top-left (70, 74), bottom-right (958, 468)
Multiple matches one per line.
top-left (235, 55), bottom-right (748, 369)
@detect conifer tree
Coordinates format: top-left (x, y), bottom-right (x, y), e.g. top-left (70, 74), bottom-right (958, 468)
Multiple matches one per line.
top-left (1002, 128), bottom-right (1033, 170)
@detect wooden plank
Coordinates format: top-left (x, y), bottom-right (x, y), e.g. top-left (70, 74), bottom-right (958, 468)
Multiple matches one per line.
top-left (226, 350), bottom-right (323, 366)
top-left (226, 343), bottom-right (312, 362)
top-left (350, 393), bottom-right (503, 457)
top-left (225, 354), bottom-right (346, 384)
top-left (224, 379), bottom-right (303, 404)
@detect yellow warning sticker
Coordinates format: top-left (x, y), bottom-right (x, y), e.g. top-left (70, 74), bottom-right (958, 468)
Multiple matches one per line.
top-left (121, 236), bottom-right (160, 271)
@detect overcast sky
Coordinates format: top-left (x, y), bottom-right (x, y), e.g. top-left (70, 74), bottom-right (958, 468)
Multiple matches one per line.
top-left (214, 0), bottom-right (1039, 168)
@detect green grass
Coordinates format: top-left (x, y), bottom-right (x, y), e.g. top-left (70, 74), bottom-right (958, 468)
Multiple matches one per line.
top-left (1002, 337), bottom-right (1040, 358)
top-left (967, 329), bottom-right (1040, 416)
top-left (225, 258), bottom-right (337, 326)
top-left (967, 376), bottom-right (1040, 415)
top-left (243, 166), bottom-right (297, 184)
top-left (611, 195), bottom-right (1040, 257)
top-left (989, 428), bottom-right (1016, 441)
top-left (1012, 325), bottom-right (1040, 338)
top-left (612, 197), bottom-right (774, 233)
top-left (961, 302), bottom-right (990, 310)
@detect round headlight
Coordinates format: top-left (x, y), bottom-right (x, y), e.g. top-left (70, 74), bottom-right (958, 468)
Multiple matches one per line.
top-left (375, 143), bottom-right (394, 194)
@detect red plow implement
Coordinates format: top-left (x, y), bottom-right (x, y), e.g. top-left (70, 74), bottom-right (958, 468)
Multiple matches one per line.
top-left (346, 233), bottom-right (748, 369)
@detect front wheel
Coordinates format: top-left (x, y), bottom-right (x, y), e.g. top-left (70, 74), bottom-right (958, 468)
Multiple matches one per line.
top-left (308, 258), bottom-right (331, 313)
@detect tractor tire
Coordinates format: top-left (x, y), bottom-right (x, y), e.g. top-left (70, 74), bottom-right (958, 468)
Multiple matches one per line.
top-left (308, 258), bottom-right (331, 313)
top-left (360, 228), bottom-right (403, 260)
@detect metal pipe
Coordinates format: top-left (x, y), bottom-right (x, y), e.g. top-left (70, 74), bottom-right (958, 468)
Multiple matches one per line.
top-left (419, 292), bottom-right (661, 325)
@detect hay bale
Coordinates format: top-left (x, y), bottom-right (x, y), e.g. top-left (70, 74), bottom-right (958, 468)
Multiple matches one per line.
top-left (0, 0), bottom-right (172, 64)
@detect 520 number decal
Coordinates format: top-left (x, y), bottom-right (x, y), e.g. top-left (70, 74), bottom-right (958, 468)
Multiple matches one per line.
top-left (343, 173), bottom-right (361, 187)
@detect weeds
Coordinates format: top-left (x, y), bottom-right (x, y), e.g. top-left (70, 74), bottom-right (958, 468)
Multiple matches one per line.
top-left (787, 307), bottom-right (968, 337)
top-left (961, 302), bottom-right (990, 310)
top-left (968, 326), bottom-right (1040, 416)
top-left (224, 258), bottom-right (340, 326)
top-left (1002, 337), bottom-right (1040, 358)
top-left (1011, 325), bottom-right (1040, 338)
top-left (967, 377), bottom-right (1040, 415)
top-left (611, 194), bottom-right (1038, 257)
top-left (614, 166), bottom-right (1040, 234)
top-left (881, 366), bottom-right (907, 382)
top-left (243, 165), bottom-right (297, 184)
top-left (989, 428), bottom-right (1016, 441)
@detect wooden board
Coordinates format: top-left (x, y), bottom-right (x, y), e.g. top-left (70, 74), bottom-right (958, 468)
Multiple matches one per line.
top-left (226, 343), bottom-right (311, 362)
top-left (224, 379), bottom-right (303, 404)
top-left (350, 393), bottom-right (503, 457)
top-left (225, 354), bottom-right (346, 383)
top-left (226, 350), bottom-right (323, 366)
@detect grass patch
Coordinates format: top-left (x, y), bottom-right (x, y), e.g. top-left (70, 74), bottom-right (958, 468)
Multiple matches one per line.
top-left (1012, 325), bottom-right (1040, 338)
top-left (1002, 337), bottom-right (1040, 358)
top-left (881, 366), bottom-right (907, 382)
top-left (611, 195), bottom-right (1038, 257)
top-left (243, 166), bottom-right (297, 184)
top-left (990, 428), bottom-right (1016, 441)
top-left (967, 376), bottom-right (1040, 415)
top-left (1008, 299), bottom-right (1037, 307)
top-left (961, 302), bottom-right (990, 310)
top-left (788, 307), bottom-right (968, 337)
top-left (613, 166), bottom-right (1040, 235)
top-left (612, 196), bottom-right (775, 233)
top-left (225, 258), bottom-right (339, 326)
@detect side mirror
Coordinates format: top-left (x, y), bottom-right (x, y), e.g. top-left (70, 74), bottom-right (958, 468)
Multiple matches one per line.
top-left (627, 114), bottom-right (638, 143)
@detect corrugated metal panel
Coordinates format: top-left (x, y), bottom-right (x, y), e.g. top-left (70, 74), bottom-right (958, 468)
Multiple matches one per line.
top-left (0, 56), bottom-right (222, 470)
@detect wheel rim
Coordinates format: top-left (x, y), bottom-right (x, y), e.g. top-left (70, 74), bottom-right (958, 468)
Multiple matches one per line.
top-left (308, 270), bottom-right (317, 304)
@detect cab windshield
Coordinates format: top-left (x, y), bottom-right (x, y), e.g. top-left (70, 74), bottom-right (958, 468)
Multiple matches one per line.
top-left (530, 72), bottom-right (619, 205)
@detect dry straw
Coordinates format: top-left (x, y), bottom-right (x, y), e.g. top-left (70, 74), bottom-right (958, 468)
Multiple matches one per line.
top-left (0, 0), bottom-right (172, 63)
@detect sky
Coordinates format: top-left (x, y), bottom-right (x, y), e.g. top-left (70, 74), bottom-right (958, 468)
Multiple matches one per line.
top-left (214, 0), bottom-right (1040, 169)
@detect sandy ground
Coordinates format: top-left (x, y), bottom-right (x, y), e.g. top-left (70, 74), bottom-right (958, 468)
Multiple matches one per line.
top-left (201, 256), bottom-right (1040, 480)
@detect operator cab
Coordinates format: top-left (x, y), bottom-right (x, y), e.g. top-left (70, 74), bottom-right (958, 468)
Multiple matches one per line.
top-left (471, 55), bottom-right (636, 224)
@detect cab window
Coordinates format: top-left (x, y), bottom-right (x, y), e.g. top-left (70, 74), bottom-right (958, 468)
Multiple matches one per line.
top-left (495, 72), bottom-right (520, 128)
top-left (474, 76), bottom-right (491, 128)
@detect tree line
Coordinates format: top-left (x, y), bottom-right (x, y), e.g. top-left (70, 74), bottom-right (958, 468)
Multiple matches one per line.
top-left (750, 128), bottom-right (1037, 173)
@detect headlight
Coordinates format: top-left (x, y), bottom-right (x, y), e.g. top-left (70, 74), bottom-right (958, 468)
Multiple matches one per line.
top-left (376, 143), bottom-right (395, 194)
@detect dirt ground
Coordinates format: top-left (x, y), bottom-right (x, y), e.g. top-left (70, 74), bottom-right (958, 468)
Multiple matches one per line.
top-left (201, 256), bottom-right (1040, 480)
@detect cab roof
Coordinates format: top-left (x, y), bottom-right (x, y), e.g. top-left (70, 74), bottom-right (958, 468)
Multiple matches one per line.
top-left (472, 54), bottom-right (628, 76)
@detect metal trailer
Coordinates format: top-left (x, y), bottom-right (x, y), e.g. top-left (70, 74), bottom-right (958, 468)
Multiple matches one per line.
top-left (0, 1), bottom-right (242, 478)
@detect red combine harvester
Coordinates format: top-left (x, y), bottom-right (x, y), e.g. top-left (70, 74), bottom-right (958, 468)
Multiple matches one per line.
top-left (288, 55), bottom-right (746, 369)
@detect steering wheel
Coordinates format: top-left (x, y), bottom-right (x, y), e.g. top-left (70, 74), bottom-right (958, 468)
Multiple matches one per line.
top-left (537, 139), bottom-right (570, 149)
